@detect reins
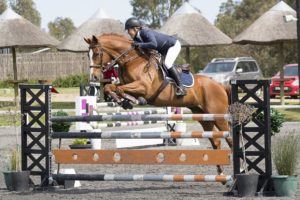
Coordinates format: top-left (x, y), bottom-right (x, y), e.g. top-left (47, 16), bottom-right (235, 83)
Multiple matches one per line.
top-left (89, 43), bottom-right (135, 71)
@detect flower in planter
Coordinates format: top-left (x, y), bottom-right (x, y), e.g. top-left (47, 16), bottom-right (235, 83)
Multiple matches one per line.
top-left (72, 138), bottom-right (88, 145)
top-left (52, 110), bottom-right (71, 132)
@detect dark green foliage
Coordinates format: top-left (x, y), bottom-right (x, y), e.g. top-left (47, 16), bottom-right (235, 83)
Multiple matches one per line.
top-left (48, 17), bottom-right (76, 41)
top-left (52, 74), bottom-right (89, 88)
top-left (130, 0), bottom-right (183, 28)
top-left (0, 0), bottom-right (7, 14)
top-left (51, 110), bottom-right (71, 132)
top-left (257, 108), bottom-right (285, 136)
top-left (9, 0), bottom-right (41, 27)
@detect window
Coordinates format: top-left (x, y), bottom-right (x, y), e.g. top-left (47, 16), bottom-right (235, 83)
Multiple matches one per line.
top-left (284, 66), bottom-right (298, 76)
top-left (203, 62), bottom-right (235, 73)
top-left (236, 62), bottom-right (258, 73)
top-left (249, 62), bottom-right (258, 72)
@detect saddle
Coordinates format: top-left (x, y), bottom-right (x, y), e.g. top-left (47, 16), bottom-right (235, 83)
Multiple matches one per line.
top-left (143, 49), bottom-right (191, 79)
top-left (142, 50), bottom-right (194, 104)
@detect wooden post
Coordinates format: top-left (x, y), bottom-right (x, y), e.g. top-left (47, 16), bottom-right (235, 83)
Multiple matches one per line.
top-left (12, 47), bottom-right (18, 105)
top-left (279, 43), bottom-right (285, 105)
top-left (185, 47), bottom-right (190, 64)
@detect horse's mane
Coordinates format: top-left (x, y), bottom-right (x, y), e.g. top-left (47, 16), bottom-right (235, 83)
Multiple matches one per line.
top-left (99, 33), bottom-right (151, 61)
top-left (100, 33), bottom-right (130, 42)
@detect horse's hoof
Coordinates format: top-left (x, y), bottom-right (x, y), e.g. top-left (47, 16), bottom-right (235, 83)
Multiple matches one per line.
top-left (137, 97), bottom-right (147, 105)
top-left (121, 99), bottom-right (133, 110)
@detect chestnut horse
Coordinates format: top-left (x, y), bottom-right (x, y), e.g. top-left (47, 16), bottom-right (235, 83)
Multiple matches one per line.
top-left (84, 34), bottom-right (232, 174)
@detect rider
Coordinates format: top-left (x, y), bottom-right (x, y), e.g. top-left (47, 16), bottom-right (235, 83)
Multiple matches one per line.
top-left (125, 17), bottom-right (186, 96)
top-left (102, 63), bottom-right (120, 101)
top-left (103, 63), bottom-right (119, 85)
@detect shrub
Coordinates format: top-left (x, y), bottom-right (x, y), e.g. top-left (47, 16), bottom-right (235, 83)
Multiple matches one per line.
top-left (272, 133), bottom-right (300, 175)
top-left (52, 74), bottom-right (89, 87)
top-left (257, 108), bottom-right (285, 136)
top-left (4, 147), bottom-right (21, 171)
top-left (52, 110), bottom-right (71, 132)
top-left (72, 138), bottom-right (88, 145)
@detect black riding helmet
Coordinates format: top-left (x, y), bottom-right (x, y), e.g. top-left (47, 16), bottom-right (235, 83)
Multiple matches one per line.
top-left (125, 17), bottom-right (142, 30)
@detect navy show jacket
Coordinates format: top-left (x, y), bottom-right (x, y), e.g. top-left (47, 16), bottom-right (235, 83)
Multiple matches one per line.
top-left (134, 28), bottom-right (177, 56)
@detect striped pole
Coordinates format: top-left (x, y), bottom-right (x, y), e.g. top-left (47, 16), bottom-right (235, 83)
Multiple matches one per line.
top-left (95, 109), bottom-right (167, 116)
top-left (90, 121), bottom-right (166, 128)
top-left (51, 114), bottom-right (232, 123)
top-left (96, 102), bottom-right (119, 107)
top-left (51, 131), bottom-right (231, 139)
top-left (52, 174), bottom-right (232, 183)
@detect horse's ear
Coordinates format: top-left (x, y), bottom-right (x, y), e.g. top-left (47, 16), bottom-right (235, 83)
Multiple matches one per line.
top-left (92, 35), bottom-right (98, 43)
top-left (84, 37), bottom-right (91, 44)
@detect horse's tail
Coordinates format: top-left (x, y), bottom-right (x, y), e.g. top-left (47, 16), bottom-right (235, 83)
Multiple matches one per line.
top-left (223, 85), bottom-right (231, 105)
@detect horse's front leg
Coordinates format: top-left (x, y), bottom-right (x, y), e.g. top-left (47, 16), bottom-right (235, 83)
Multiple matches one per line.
top-left (103, 83), bottom-right (122, 104)
top-left (115, 81), bottom-right (148, 109)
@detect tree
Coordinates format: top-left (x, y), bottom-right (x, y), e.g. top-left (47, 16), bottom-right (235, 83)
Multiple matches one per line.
top-left (0, 0), bottom-right (7, 14)
top-left (213, 0), bottom-right (298, 77)
top-left (130, 0), bottom-right (183, 28)
top-left (48, 17), bottom-right (76, 41)
top-left (9, 0), bottom-right (41, 27)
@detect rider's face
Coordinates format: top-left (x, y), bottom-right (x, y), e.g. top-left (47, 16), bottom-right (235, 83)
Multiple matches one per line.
top-left (127, 28), bottom-right (137, 39)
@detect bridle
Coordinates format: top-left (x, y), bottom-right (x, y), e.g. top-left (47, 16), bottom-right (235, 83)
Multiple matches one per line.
top-left (89, 42), bottom-right (135, 71)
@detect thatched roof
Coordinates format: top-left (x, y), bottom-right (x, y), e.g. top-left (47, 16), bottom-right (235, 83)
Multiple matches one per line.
top-left (160, 2), bottom-right (232, 47)
top-left (234, 1), bottom-right (297, 45)
top-left (57, 9), bottom-right (126, 52)
top-left (0, 8), bottom-right (59, 48)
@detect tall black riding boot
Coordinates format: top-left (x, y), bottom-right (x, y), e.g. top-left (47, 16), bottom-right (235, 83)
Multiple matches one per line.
top-left (168, 66), bottom-right (186, 96)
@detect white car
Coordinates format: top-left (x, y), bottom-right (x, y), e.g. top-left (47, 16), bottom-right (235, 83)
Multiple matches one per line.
top-left (198, 57), bottom-right (263, 86)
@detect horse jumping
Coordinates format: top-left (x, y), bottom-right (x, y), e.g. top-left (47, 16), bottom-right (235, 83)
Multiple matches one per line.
top-left (84, 34), bottom-right (232, 174)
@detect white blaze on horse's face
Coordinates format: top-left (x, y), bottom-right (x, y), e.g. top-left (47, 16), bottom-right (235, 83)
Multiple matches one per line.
top-left (89, 49), bottom-right (95, 66)
top-left (89, 48), bottom-right (95, 80)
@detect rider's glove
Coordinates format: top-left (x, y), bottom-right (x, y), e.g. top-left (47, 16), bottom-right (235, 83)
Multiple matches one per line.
top-left (111, 77), bottom-right (120, 84)
top-left (132, 42), bottom-right (139, 48)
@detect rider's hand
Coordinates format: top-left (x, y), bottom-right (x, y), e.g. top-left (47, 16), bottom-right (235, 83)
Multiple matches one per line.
top-left (132, 42), bottom-right (139, 48)
top-left (111, 77), bottom-right (120, 84)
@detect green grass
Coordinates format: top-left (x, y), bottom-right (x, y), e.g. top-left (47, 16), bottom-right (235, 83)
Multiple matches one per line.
top-left (53, 87), bottom-right (78, 94)
top-left (52, 102), bottom-right (75, 109)
top-left (0, 87), bottom-right (79, 97)
top-left (277, 108), bottom-right (300, 122)
top-left (0, 115), bottom-right (19, 126)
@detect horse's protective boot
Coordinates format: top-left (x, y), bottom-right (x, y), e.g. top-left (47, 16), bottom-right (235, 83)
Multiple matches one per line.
top-left (168, 67), bottom-right (186, 96)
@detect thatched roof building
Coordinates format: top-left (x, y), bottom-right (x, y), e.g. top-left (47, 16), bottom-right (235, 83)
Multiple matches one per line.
top-left (234, 1), bottom-right (297, 44)
top-left (160, 2), bottom-right (232, 47)
top-left (57, 8), bottom-right (125, 52)
top-left (0, 8), bottom-right (59, 48)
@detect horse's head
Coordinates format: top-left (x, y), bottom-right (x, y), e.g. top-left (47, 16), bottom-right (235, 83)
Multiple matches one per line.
top-left (84, 35), bottom-right (113, 82)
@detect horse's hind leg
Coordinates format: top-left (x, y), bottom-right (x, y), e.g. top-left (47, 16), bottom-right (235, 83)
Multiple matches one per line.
top-left (188, 107), bottom-right (224, 174)
top-left (214, 120), bottom-right (233, 148)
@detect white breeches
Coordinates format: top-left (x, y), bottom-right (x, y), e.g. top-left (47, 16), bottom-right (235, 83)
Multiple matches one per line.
top-left (164, 40), bottom-right (181, 69)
